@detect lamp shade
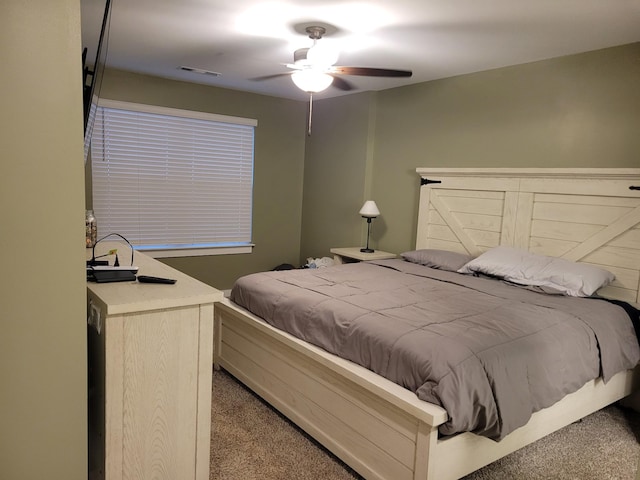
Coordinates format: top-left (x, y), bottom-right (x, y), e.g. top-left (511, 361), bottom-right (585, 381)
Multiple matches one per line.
top-left (291, 70), bottom-right (334, 93)
top-left (359, 200), bottom-right (380, 218)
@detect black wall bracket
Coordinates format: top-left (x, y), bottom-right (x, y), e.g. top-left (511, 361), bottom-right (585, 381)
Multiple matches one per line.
top-left (421, 178), bottom-right (442, 186)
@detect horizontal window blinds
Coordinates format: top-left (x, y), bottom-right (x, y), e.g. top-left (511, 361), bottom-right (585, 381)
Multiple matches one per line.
top-left (91, 101), bottom-right (255, 249)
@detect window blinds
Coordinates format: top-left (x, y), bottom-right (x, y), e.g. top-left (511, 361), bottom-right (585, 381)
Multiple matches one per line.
top-left (91, 100), bottom-right (256, 251)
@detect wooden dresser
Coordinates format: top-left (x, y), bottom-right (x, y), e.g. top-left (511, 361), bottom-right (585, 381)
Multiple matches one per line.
top-left (87, 242), bottom-right (223, 480)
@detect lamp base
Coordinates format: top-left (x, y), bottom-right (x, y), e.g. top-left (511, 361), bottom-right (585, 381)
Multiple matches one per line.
top-left (360, 248), bottom-right (375, 253)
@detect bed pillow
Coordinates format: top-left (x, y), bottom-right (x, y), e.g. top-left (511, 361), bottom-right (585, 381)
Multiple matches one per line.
top-left (457, 246), bottom-right (614, 297)
top-left (401, 249), bottom-right (474, 272)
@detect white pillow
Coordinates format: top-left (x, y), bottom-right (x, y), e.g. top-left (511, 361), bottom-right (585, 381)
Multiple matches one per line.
top-left (457, 246), bottom-right (615, 297)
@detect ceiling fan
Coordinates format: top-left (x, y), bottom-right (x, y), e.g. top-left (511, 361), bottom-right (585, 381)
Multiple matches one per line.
top-left (254, 25), bottom-right (412, 135)
top-left (255, 25), bottom-right (413, 94)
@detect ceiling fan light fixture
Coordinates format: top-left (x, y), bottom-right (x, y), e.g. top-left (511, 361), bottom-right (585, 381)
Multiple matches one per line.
top-left (306, 43), bottom-right (339, 67)
top-left (291, 70), bottom-right (334, 93)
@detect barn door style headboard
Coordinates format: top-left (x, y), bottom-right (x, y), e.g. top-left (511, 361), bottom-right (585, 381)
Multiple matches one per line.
top-left (415, 168), bottom-right (640, 304)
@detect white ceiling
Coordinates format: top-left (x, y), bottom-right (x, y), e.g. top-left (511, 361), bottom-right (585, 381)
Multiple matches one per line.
top-left (81, 0), bottom-right (640, 101)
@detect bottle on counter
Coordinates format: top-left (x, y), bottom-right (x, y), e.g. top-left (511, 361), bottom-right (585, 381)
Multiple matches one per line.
top-left (86, 209), bottom-right (97, 248)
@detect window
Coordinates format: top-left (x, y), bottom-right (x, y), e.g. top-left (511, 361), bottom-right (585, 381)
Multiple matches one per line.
top-left (91, 99), bottom-right (256, 257)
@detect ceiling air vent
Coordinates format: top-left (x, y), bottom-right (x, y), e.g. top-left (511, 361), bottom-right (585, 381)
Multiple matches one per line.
top-left (179, 66), bottom-right (221, 77)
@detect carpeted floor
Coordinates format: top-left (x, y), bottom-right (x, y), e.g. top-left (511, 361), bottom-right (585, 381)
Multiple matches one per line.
top-left (210, 369), bottom-right (640, 480)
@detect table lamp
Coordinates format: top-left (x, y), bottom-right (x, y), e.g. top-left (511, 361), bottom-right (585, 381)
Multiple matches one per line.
top-left (359, 200), bottom-right (380, 253)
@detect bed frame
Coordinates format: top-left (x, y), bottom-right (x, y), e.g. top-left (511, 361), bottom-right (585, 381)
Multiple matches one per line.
top-left (214, 168), bottom-right (640, 480)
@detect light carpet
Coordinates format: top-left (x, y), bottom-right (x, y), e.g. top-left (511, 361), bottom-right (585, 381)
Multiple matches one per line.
top-left (210, 369), bottom-right (640, 480)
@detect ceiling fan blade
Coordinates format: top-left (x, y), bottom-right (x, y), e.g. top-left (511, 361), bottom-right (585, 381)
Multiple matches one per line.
top-left (250, 72), bottom-right (293, 82)
top-left (330, 75), bottom-right (354, 91)
top-left (330, 66), bottom-right (412, 78)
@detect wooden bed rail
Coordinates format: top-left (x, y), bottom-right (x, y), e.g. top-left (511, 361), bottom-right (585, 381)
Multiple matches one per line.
top-left (214, 300), bottom-right (448, 425)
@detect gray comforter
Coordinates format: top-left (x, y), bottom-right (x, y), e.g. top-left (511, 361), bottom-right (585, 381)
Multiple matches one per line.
top-left (230, 259), bottom-right (640, 440)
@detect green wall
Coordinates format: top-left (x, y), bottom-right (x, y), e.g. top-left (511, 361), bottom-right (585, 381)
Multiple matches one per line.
top-left (98, 69), bottom-right (308, 289)
top-left (300, 92), bottom-right (377, 259)
top-left (1, 1), bottom-right (88, 478)
top-left (91, 43), bottom-right (640, 289)
top-left (303, 42), bottom-right (640, 259)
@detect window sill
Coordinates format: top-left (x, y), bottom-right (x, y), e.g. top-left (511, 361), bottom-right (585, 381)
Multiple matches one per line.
top-left (134, 244), bottom-right (254, 259)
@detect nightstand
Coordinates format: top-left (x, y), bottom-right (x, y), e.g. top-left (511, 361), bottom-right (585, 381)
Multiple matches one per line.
top-left (330, 247), bottom-right (396, 264)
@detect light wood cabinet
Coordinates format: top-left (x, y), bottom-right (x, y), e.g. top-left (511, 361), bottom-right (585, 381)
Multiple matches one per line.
top-left (87, 243), bottom-right (223, 480)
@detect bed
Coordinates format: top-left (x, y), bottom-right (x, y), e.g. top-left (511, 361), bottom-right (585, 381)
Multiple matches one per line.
top-left (214, 168), bottom-right (640, 480)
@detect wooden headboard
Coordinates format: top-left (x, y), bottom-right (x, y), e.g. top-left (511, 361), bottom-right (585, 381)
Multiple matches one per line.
top-left (415, 168), bottom-right (640, 304)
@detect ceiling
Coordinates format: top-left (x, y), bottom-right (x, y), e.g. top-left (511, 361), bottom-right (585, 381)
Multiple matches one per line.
top-left (81, 0), bottom-right (640, 102)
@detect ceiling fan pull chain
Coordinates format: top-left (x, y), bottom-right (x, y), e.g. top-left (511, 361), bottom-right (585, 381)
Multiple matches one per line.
top-left (308, 93), bottom-right (313, 136)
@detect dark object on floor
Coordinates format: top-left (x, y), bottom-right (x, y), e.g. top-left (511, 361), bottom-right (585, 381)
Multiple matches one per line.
top-left (272, 263), bottom-right (296, 271)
